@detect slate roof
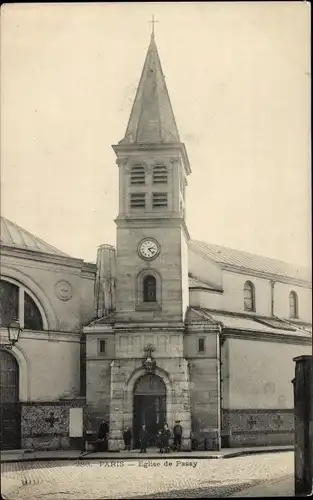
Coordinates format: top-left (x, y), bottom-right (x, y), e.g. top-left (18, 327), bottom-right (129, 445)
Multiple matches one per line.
top-left (193, 308), bottom-right (312, 337)
top-left (188, 276), bottom-right (222, 292)
top-left (119, 33), bottom-right (180, 145)
top-left (0, 216), bottom-right (69, 257)
top-left (189, 240), bottom-right (311, 283)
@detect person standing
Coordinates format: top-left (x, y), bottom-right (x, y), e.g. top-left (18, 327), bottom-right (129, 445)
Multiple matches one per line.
top-left (162, 423), bottom-right (171, 453)
top-left (173, 420), bottom-right (183, 451)
top-left (123, 426), bottom-right (132, 451)
top-left (97, 419), bottom-right (109, 452)
top-left (157, 429), bottom-right (164, 453)
top-left (139, 424), bottom-right (149, 453)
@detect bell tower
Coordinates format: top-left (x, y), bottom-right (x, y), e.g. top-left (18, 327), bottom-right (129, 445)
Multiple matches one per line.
top-left (113, 31), bottom-right (192, 323)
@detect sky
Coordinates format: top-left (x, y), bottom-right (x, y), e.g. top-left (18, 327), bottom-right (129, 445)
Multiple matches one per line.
top-left (1, 2), bottom-right (311, 266)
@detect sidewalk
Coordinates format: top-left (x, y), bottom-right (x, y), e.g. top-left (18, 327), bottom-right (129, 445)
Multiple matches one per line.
top-left (230, 474), bottom-right (294, 497)
top-left (1, 445), bottom-right (293, 463)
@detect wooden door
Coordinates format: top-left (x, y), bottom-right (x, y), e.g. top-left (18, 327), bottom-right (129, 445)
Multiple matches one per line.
top-left (0, 350), bottom-right (21, 449)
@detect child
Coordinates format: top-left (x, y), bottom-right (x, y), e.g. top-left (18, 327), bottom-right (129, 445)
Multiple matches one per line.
top-left (157, 429), bottom-right (164, 453)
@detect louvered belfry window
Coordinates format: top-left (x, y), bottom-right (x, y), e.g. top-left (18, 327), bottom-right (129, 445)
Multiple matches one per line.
top-left (153, 165), bottom-right (168, 184)
top-left (130, 193), bottom-right (146, 209)
top-left (153, 193), bottom-right (168, 208)
top-left (130, 164), bottom-right (145, 185)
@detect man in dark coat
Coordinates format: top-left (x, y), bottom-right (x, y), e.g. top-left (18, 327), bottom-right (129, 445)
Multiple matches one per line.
top-left (162, 424), bottom-right (171, 453)
top-left (157, 429), bottom-right (164, 453)
top-left (123, 426), bottom-right (132, 451)
top-left (173, 420), bottom-right (183, 451)
top-left (139, 424), bottom-right (149, 453)
top-left (97, 419), bottom-right (109, 451)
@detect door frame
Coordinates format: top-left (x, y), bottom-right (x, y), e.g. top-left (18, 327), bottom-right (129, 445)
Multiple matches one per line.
top-left (133, 393), bottom-right (166, 448)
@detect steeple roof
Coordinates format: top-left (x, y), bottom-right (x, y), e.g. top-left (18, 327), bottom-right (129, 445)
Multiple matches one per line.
top-left (119, 34), bottom-right (181, 145)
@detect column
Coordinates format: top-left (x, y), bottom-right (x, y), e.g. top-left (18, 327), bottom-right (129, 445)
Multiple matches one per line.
top-left (108, 361), bottom-right (125, 451)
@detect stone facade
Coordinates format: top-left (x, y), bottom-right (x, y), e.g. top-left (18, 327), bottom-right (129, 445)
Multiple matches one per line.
top-left (108, 356), bottom-right (191, 450)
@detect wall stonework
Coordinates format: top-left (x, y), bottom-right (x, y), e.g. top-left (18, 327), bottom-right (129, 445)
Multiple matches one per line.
top-left (107, 356), bottom-right (192, 451)
top-left (189, 358), bottom-right (220, 446)
top-left (21, 399), bottom-right (85, 450)
top-left (222, 409), bottom-right (294, 447)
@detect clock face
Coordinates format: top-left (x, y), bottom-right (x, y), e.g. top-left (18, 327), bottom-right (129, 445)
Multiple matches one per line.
top-left (138, 239), bottom-right (159, 260)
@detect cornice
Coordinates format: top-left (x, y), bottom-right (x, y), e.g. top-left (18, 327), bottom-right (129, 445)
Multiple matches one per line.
top-left (222, 264), bottom-right (311, 288)
top-left (189, 286), bottom-right (224, 294)
top-left (114, 326), bottom-right (185, 334)
top-left (223, 328), bottom-right (311, 345)
top-left (114, 216), bottom-right (190, 240)
top-left (0, 328), bottom-right (81, 343)
top-left (0, 245), bottom-right (86, 270)
top-left (112, 142), bottom-right (191, 175)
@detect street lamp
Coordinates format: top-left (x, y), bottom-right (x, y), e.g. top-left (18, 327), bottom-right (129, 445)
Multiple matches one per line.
top-left (2, 319), bottom-right (22, 350)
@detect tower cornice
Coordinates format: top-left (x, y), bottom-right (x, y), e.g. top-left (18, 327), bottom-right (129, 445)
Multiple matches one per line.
top-left (112, 142), bottom-right (191, 176)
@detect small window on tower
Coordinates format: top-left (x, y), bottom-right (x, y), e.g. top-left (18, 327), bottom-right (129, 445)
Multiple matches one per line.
top-left (130, 193), bottom-right (146, 209)
top-left (153, 193), bottom-right (168, 208)
top-left (198, 338), bottom-right (205, 352)
top-left (130, 165), bottom-right (145, 185)
top-left (99, 340), bottom-right (106, 354)
top-left (153, 165), bottom-right (168, 184)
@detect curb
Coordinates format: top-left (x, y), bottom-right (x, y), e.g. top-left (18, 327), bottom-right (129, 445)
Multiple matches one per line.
top-left (222, 447), bottom-right (294, 459)
top-left (0, 447), bottom-right (293, 463)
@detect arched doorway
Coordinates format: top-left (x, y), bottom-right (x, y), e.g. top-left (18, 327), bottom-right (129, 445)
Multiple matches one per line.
top-left (133, 373), bottom-right (166, 448)
top-left (0, 349), bottom-right (21, 449)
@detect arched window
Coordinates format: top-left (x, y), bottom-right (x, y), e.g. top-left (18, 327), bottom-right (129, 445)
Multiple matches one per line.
top-left (153, 165), bottom-right (167, 184)
top-left (130, 165), bottom-right (145, 185)
top-left (24, 292), bottom-right (43, 330)
top-left (143, 275), bottom-right (157, 303)
top-left (0, 281), bottom-right (19, 327)
top-left (289, 291), bottom-right (298, 319)
top-left (244, 281), bottom-right (255, 311)
top-left (0, 279), bottom-right (44, 330)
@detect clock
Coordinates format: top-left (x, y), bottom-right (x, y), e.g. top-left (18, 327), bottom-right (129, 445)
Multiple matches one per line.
top-left (138, 238), bottom-right (160, 260)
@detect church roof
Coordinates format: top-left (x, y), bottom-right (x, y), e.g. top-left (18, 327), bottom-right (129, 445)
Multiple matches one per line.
top-left (119, 34), bottom-right (181, 145)
top-left (189, 240), bottom-right (311, 283)
top-left (0, 216), bottom-right (69, 257)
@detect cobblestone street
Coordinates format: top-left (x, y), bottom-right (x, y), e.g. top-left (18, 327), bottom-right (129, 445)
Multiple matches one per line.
top-left (1, 452), bottom-right (293, 499)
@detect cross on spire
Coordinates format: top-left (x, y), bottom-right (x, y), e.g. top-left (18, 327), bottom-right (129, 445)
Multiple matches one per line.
top-left (149, 15), bottom-right (159, 37)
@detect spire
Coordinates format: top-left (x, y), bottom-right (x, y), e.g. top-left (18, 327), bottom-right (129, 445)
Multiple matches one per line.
top-left (119, 30), bottom-right (181, 145)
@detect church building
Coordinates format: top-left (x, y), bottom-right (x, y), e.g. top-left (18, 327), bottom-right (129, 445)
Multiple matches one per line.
top-left (0, 31), bottom-right (311, 451)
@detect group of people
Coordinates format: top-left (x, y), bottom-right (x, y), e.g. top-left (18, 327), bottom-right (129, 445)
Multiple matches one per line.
top-left (98, 419), bottom-right (184, 453)
top-left (125, 420), bottom-right (183, 453)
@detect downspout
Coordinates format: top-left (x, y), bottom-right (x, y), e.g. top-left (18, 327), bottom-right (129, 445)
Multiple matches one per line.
top-left (218, 323), bottom-right (225, 449)
top-left (80, 329), bottom-right (86, 397)
top-left (270, 281), bottom-right (276, 316)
